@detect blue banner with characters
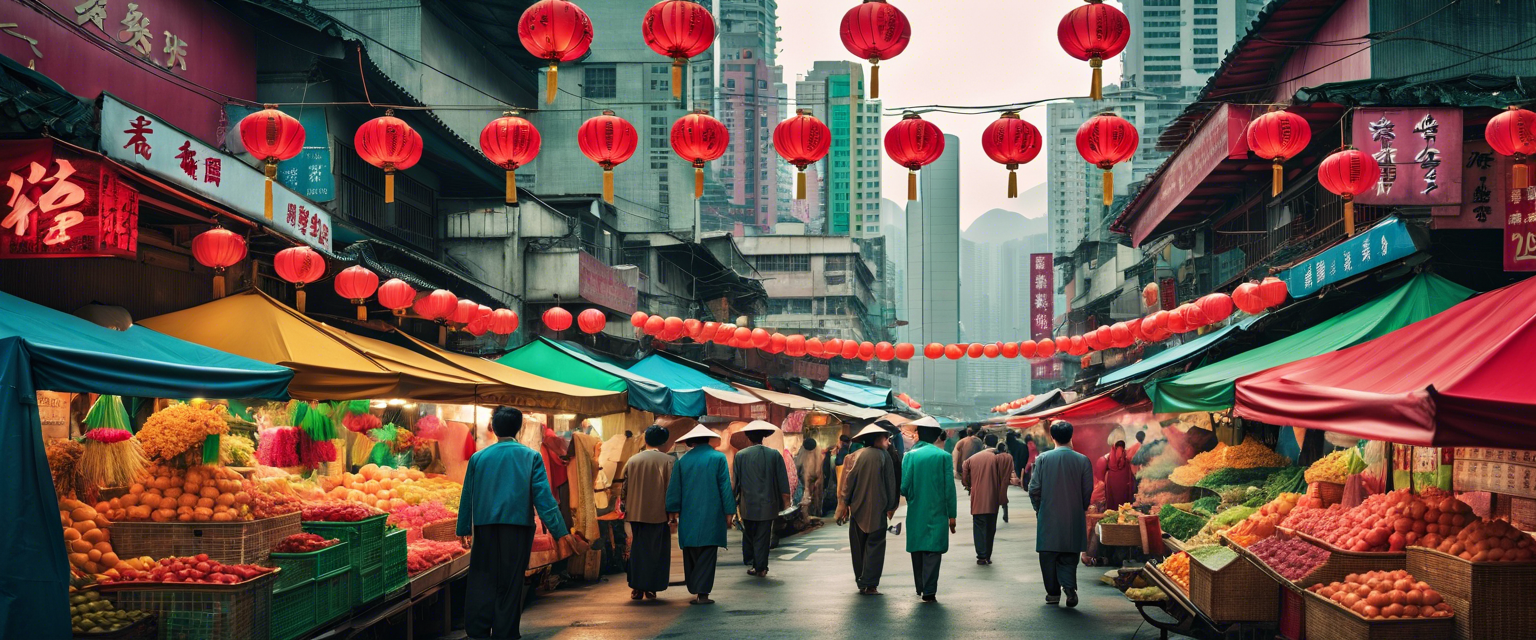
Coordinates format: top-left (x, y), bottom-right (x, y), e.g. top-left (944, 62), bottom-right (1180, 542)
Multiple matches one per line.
top-left (1278, 216), bottom-right (1421, 298)
top-left (224, 105), bottom-right (334, 202)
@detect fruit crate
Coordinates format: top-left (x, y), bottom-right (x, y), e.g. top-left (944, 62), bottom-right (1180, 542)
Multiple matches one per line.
top-left (1096, 521), bottom-right (1143, 547)
top-left (270, 582), bottom-right (315, 640)
top-left (1188, 544), bottom-right (1279, 622)
top-left (99, 571), bottom-right (277, 640)
top-left (1407, 546), bottom-right (1536, 640)
top-left (109, 513), bottom-right (302, 566)
top-left (303, 515), bottom-right (387, 570)
top-left (421, 518), bottom-right (458, 542)
top-left (73, 613), bottom-right (157, 640)
top-left (269, 541), bottom-right (350, 592)
top-left (357, 563), bottom-right (387, 605)
top-left (315, 568), bottom-right (351, 625)
top-left (1299, 586), bottom-right (1454, 640)
top-left (448, 549), bottom-right (471, 577)
top-left (383, 529), bottom-right (409, 594)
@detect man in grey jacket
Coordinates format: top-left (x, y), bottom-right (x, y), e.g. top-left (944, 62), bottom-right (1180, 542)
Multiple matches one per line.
top-left (1028, 420), bottom-right (1093, 608)
top-left (733, 420), bottom-right (790, 577)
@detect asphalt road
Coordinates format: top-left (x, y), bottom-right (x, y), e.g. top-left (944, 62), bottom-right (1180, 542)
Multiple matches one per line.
top-left (445, 482), bottom-right (1164, 640)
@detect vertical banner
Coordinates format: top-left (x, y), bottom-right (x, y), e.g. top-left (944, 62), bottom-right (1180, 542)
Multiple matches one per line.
top-left (1435, 140), bottom-right (1503, 230)
top-left (1030, 253), bottom-right (1054, 340)
top-left (1159, 277), bottom-right (1177, 311)
top-left (1504, 177), bottom-right (1536, 272)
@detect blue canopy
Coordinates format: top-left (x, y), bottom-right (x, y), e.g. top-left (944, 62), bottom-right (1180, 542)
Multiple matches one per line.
top-left (0, 291), bottom-right (292, 639)
top-left (503, 338), bottom-right (704, 417)
top-left (799, 377), bottom-right (895, 408)
top-left (1095, 314), bottom-right (1265, 388)
top-left (629, 354), bottom-right (735, 392)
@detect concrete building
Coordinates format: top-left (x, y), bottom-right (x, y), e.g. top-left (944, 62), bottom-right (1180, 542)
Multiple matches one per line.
top-left (900, 135), bottom-right (962, 414)
top-left (795, 61), bottom-right (883, 237)
top-left (959, 210), bottom-right (1049, 408)
top-left (1044, 85), bottom-right (1164, 257)
top-left (733, 233), bottom-right (879, 345)
top-left (716, 48), bottom-right (782, 232)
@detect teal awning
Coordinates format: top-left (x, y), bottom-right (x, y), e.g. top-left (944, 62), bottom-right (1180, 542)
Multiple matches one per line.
top-left (1147, 273), bottom-right (1474, 414)
top-left (798, 378), bottom-right (895, 409)
top-left (496, 338), bottom-right (695, 416)
top-left (1096, 315), bottom-right (1265, 388)
top-left (629, 354), bottom-right (736, 392)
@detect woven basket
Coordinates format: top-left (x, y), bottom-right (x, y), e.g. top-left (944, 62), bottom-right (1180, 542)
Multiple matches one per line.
top-left (1280, 588), bottom-right (1307, 640)
top-left (108, 513), bottom-right (301, 565)
top-left (1097, 521), bottom-right (1143, 547)
top-left (1308, 482), bottom-right (1345, 507)
top-left (1189, 545), bottom-right (1280, 622)
top-left (421, 518), bottom-right (459, 542)
top-left (1406, 546), bottom-right (1536, 640)
top-left (1300, 587), bottom-right (1454, 640)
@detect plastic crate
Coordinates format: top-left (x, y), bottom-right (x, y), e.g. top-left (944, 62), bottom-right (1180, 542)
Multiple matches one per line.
top-left (303, 516), bottom-right (387, 570)
top-left (101, 571), bottom-right (276, 640)
top-left (270, 582), bottom-right (315, 640)
top-left (109, 513), bottom-right (302, 566)
top-left (315, 569), bottom-right (351, 625)
top-left (269, 542), bottom-right (350, 592)
top-left (357, 563), bottom-right (386, 605)
top-left (383, 529), bottom-right (409, 594)
top-left (73, 614), bottom-right (158, 640)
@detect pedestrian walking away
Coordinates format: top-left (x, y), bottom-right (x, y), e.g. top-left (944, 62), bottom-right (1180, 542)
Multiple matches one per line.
top-left (837, 423), bottom-right (900, 595)
top-left (1028, 420), bottom-right (1093, 609)
top-left (961, 435), bottom-right (1008, 564)
top-left (951, 425), bottom-right (982, 480)
top-left (733, 420), bottom-right (790, 578)
top-left (618, 425), bottom-right (674, 600)
top-left (457, 407), bottom-right (581, 640)
top-left (666, 425), bottom-right (736, 605)
top-left (901, 416), bottom-right (957, 602)
top-left (994, 440), bottom-right (1014, 523)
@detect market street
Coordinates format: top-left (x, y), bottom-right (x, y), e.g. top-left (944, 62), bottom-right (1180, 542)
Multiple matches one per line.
top-left (455, 482), bottom-right (1155, 640)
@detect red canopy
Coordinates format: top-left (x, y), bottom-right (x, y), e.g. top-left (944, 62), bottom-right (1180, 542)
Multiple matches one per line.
top-left (1234, 276), bottom-right (1536, 448)
top-left (1007, 389), bottom-right (1152, 463)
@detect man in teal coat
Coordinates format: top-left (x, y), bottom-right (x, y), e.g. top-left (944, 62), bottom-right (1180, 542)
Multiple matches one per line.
top-left (666, 424), bottom-right (736, 605)
top-left (900, 416), bottom-right (957, 602)
top-left (1028, 420), bottom-right (1094, 608)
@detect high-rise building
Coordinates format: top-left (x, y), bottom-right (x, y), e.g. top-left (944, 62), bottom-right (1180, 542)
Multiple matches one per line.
top-left (795, 61), bottom-right (883, 237)
top-left (718, 49), bottom-right (782, 232)
top-left (959, 210), bottom-right (1049, 407)
top-left (1045, 85), bottom-right (1163, 256)
top-left (719, 0), bottom-right (779, 67)
top-left (901, 134), bottom-right (961, 414)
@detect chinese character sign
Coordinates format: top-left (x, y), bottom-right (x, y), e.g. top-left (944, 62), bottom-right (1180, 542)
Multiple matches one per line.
top-left (1436, 140), bottom-right (1504, 230)
top-left (1031, 359), bottom-right (1061, 381)
top-left (1278, 216), bottom-right (1419, 297)
top-left (1503, 166), bottom-right (1536, 272)
top-left (1160, 277), bottom-right (1177, 311)
top-left (1030, 253), bottom-right (1054, 340)
top-left (224, 105), bottom-right (334, 202)
top-left (1352, 108), bottom-right (1464, 206)
top-left (0, 140), bottom-right (138, 259)
top-left (100, 96), bottom-right (331, 250)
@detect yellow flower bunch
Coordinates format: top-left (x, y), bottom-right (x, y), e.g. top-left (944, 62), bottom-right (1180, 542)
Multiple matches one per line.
top-left (1223, 438), bottom-right (1290, 469)
top-left (1305, 450), bottom-right (1350, 484)
top-left (394, 477), bottom-right (462, 511)
top-left (137, 403), bottom-right (230, 462)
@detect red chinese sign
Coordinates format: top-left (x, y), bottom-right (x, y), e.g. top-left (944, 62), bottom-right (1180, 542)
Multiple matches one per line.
top-left (1504, 169), bottom-right (1536, 272)
top-left (1353, 108), bottom-right (1464, 207)
top-left (1030, 253), bottom-right (1053, 340)
top-left (1160, 277), bottom-right (1177, 311)
top-left (578, 251), bottom-right (638, 314)
top-left (1032, 359), bottom-right (1061, 381)
top-left (1, 140), bottom-right (137, 259)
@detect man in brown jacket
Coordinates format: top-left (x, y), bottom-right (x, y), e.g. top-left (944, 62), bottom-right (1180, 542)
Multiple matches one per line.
top-left (836, 424), bottom-right (900, 594)
top-left (961, 434), bottom-right (1010, 564)
top-left (618, 426), bottom-right (674, 600)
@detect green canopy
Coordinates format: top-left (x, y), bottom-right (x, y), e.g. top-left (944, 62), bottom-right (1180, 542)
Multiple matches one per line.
top-left (1146, 273), bottom-right (1474, 414)
top-left (496, 339), bottom-right (629, 393)
top-left (495, 338), bottom-right (693, 416)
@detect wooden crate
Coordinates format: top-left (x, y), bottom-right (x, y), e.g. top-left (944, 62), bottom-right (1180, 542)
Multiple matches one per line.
top-left (1406, 546), bottom-right (1536, 640)
top-left (1097, 521), bottom-right (1144, 547)
top-left (1300, 587), bottom-right (1454, 640)
top-left (1296, 532), bottom-right (1407, 585)
top-left (1188, 546), bottom-right (1279, 622)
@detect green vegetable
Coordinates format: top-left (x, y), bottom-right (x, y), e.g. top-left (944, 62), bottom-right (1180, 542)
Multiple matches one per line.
top-left (1195, 466), bottom-right (1288, 492)
top-left (1211, 505), bottom-right (1257, 528)
top-left (1159, 503), bottom-right (1207, 541)
top-left (1188, 544), bottom-right (1240, 571)
top-left (1191, 496), bottom-right (1220, 517)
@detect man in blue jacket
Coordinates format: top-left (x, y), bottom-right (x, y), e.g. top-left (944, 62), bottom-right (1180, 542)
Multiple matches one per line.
top-left (666, 424), bottom-right (736, 605)
top-left (1028, 420), bottom-right (1094, 608)
top-left (457, 407), bottom-right (580, 639)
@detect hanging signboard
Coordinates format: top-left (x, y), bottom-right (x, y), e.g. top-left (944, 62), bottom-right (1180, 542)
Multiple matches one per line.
top-left (1160, 277), bottom-right (1177, 311)
top-left (1277, 216), bottom-right (1420, 298)
top-left (1504, 174), bottom-right (1536, 272)
top-left (100, 95), bottom-right (331, 251)
top-left (225, 105), bottom-right (334, 202)
top-left (1352, 107), bottom-right (1464, 206)
top-left (1, 140), bottom-right (139, 259)
top-left (1434, 140), bottom-right (1503, 230)
top-left (1030, 253), bottom-right (1053, 340)
top-left (1454, 448), bottom-right (1536, 500)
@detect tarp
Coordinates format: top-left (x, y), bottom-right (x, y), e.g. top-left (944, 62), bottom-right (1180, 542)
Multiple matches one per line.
top-left (1148, 273), bottom-right (1473, 414)
top-left (392, 332), bottom-right (626, 415)
top-left (629, 354), bottom-right (735, 391)
top-left (1006, 389), bottom-right (1069, 416)
top-left (520, 339), bottom-right (702, 417)
top-left (735, 384), bottom-right (886, 421)
top-left (140, 290), bottom-right (622, 413)
top-left (0, 291), bottom-right (293, 639)
top-left (1097, 317), bottom-right (1262, 388)
top-left (806, 378), bottom-right (895, 409)
top-left (1006, 389), bottom-right (1127, 430)
top-left (1235, 275), bottom-right (1536, 448)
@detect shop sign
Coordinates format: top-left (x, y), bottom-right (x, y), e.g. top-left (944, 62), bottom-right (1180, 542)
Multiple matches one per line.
top-left (578, 251), bottom-right (638, 314)
top-left (1276, 216), bottom-right (1419, 298)
top-left (1433, 140), bottom-right (1503, 230)
top-left (37, 391), bottom-right (73, 438)
top-left (1128, 104), bottom-right (1252, 246)
top-left (100, 95), bottom-right (331, 251)
top-left (1454, 448), bottom-right (1536, 499)
top-left (1352, 108), bottom-right (1464, 206)
top-left (1160, 277), bottom-right (1177, 311)
top-left (1, 140), bottom-right (138, 259)
top-left (1031, 359), bottom-right (1061, 381)
top-left (1504, 171), bottom-right (1536, 272)
top-left (1030, 253), bottom-right (1053, 340)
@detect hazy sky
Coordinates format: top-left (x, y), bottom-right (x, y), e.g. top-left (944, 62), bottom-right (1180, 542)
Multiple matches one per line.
top-left (774, 0), bottom-right (1124, 226)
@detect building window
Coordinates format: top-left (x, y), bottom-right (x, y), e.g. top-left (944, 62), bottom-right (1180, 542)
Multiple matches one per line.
top-left (766, 298), bottom-right (813, 314)
top-left (752, 254), bottom-right (811, 271)
top-left (1193, 28), bottom-right (1217, 35)
top-left (583, 67), bottom-right (616, 99)
top-left (1195, 18), bottom-right (1217, 25)
top-left (1193, 38), bottom-right (1217, 45)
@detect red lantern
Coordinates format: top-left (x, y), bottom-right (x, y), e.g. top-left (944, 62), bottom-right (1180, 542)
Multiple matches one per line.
top-left (770, 333), bottom-right (788, 353)
top-left (355, 111), bottom-right (423, 204)
top-left (1142, 282), bottom-right (1159, 309)
top-left (1247, 108), bottom-right (1312, 196)
top-left (1000, 342), bottom-right (1018, 358)
top-left (857, 341), bottom-right (876, 360)
top-left (577, 308), bottom-right (606, 334)
top-left (773, 110), bottom-right (832, 200)
top-left (1019, 340), bottom-right (1038, 359)
top-left (823, 338), bottom-right (842, 358)
top-left (238, 106), bottom-right (304, 220)
top-left (806, 337), bottom-right (825, 357)
top-left (785, 334), bottom-right (807, 357)
top-left (544, 306), bottom-right (573, 332)
top-left (886, 112), bottom-right (945, 200)
top-left (1197, 293), bottom-right (1234, 324)
top-left (684, 318), bottom-right (703, 338)
top-left (1057, 0), bottom-right (1130, 101)
top-left (274, 246), bottom-right (326, 312)
top-left (480, 112), bottom-right (541, 204)
top-left (671, 109), bottom-right (729, 198)
top-left (519, 0), bottom-right (594, 103)
top-left (751, 328), bottom-right (772, 349)
top-left (578, 110), bottom-right (639, 204)
top-left (1077, 112), bottom-right (1139, 206)
top-left (842, 340), bottom-right (861, 360)
top-left (414, 290), bottom-right (459, 346)
top-left (642, 0), bottom-right (716, 100)
top-left (944, 344), bottom-right (965, 360)
top-left (894, 342), bottom-right (914, 360)
top-left (1110, 323), bottom-right (1131, 348)
top-left (1069, 336), bottom-right (1088, 356)
top-left (733, 326), bottom-right (752, 345)
top-left (335, 265), bottom-right (380, 321)
top-left (838, 0), bottom-right (910, 99)
top-left (1083, 330), bottom-right (1103, 352)
top-left (631, 312), bottom-right (649, 328)
top-left (1486, 106), bottom-right (1536, 189)
top-left (1179, 303), bottom-right (1210, 330)
top-left (1317, 146), bottom-right (1380, 237)
top-left (191, 228), bottom-right (246, 298)
top-left (702, 321), bottom-right (719, 339)
top-left (982, 343), bottom-right (1000, 358)
top-left (489, 309), bottom-right (520, 335)
top-left (1258, 277), bottom-right (1289, 309)
top-left (644, 315), bottom-right (665, 336)
top-left (714, 323), bottom-right (736, 345)
top-left (1035, 338), bottom-right (1055, 358)
top-left (377, 278), bottom-right (417, 324)
top-left (981, 111), bottom-right (1042, 198)
top-left (665, 317), bottom-right (685, 338)
top-left (1165, 309), bottom-right (1188, 334)
top-left (451, 299), bottom-right (481, 325)
top-left (466, 313), bottom-right (491, 337)
top-left (923, 342), bottom-right (943, 359)
top-left (1126, 318), bottom-right (1145, 343)
top-left (1232, 282), bottom-right (1263, 314)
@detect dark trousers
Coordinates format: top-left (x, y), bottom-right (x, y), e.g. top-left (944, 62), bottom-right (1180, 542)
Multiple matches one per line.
top-left (465, 524), bottom-right (534, 639)
top-left (849, 525), bottom-right (887, 589)
top-left (910, 551), bottom-right (942, 596)
top-left (626, 521), bottom-right (670, 593)
top-left (1038, 551), bottom-right (1080, 596)
top-left (682, 546), bottom-right (718, 595)
top-left (973, 513), bottom-right (998, 560)
top-left (742, 519), bottom-right (773, 572)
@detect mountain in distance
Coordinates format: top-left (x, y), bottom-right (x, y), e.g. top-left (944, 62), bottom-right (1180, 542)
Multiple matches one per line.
top-left (962, 206), bottom-right (1047, 244)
